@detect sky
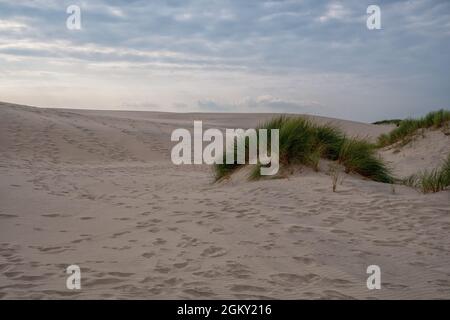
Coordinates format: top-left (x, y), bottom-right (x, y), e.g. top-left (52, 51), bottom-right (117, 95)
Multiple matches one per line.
top-left (0, 0), bottom-right (449, 122)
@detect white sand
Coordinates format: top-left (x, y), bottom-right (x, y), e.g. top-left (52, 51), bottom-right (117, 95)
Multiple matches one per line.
top-left (0, 102), bottom-right (449, 299)
top-left (380, 130), bottom-right (450, 178)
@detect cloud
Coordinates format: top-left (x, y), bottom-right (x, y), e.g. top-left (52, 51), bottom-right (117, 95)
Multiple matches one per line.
top-left (0, 18), bottom-right (28, 31)
top-left (107, 6), bottom-right (125, 18)
top-left (317, 3), bottom-right (350, 23)
top-left (0, 0), bottom-right (449, 121)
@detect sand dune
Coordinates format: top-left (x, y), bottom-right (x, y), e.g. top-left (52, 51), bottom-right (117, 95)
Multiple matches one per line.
top-left (0, 102), bottom-right (449, 299)
top-left (380, 130), bottom-right (450, 178)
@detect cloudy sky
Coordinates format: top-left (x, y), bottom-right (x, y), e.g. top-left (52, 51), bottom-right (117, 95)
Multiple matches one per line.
top-left (0, 0), bottom-right (449, 122)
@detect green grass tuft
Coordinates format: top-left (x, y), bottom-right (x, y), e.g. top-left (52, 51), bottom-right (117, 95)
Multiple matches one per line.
top-left (372, 119), bottom-right (402, 126)
top-left (404, 153), bottom-right (450, 193)
top-left (215, 116), bottom-right (393, 183)
top-left (338, 138), bottom-right (393, 183)
top-left (377, 109), bottom-right (450, 147)
top-left (214, 143), bottom-right (241, 181)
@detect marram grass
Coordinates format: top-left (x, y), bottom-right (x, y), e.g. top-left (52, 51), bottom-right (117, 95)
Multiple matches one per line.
top-left (377, 109), bottom-right (450, 147)
top-left (403, 153), bottom-right (450, 193)
top-left (338, 138), bottom-right (393, 183)
top-left (215, 116), bottom-right (393, 183)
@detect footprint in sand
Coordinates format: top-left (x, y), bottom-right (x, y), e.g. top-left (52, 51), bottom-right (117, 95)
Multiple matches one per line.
top-left (292, 256), bottom-right (316, 265)
top-left (270, 273), bottom-right (320, 286)
top-left (230, 284), bottom-right (267, 293)
top-left (153, 238), bottom-right (167, 245)
top-left (0, 213), bottom-right (18, 218)
top-left (183, 288), bottom-right (215, 298)
top-left (41, 213), bottom-right (61, 218)
top-left (201, 246), bottom-right (228, 258)
top-left (193, 269), bottom-right (222, 279)
top-left (142, 252), bottom-right (155, 259)
top-left (321, 278), bottom-right (354, 288)
top-left (154, 265), bottom-right (171, 274)
top-left (173, 261), bottom-right (189, 269)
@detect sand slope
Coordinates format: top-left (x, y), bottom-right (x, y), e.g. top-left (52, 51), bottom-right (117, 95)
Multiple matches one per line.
top-left (0, 102), bottom-right (449, 299)
top-left (380, 130), bottom-right (450, 178)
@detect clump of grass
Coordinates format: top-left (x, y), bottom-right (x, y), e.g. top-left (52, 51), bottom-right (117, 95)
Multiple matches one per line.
top-left (215, 160), bottom-right (239, 181)
top-left (338, 138), bottom-right (393, 183)
top-left (214, 116), bottom-right (393, 183)
top-left (215, 142), bottom-right (242, 181)
top-left (377, 109), bottom-right (450, 147)
top-left (372, 119), bottom-right (402, 126)
top-left (315, 125), bottom-right (345, 160)
top-left (404, 154), bottom-right (450, 193)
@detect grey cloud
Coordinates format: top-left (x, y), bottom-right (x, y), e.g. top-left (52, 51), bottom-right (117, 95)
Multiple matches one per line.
top-left (198, 96), bottom-right (326, 114)
top-left (0, 0), bottom-right (449, 121)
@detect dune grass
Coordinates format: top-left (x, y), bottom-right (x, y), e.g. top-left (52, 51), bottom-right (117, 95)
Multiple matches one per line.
top-left (338, 138), bottom-right (393, 183)
top-left (403, 154), bottom-right (450, 193)
top-left (377, 109), bottom-right (450, 147)
top-left (215, 116), bottom-right (393, 183)
top-left (372, 119), bottom-right (402, 126)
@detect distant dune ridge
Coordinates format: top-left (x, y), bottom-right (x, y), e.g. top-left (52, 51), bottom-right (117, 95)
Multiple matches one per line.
top-left (0, 101), bottom-right (449, 299)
